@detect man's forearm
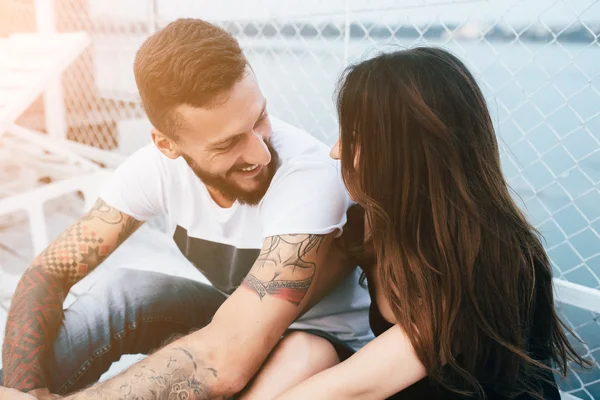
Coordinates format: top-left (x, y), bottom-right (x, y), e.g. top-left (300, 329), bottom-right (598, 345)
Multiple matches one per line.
top-left (2, 266), bottom-right (66, 391)
top-left (65, 335), bottom-right (228, 400)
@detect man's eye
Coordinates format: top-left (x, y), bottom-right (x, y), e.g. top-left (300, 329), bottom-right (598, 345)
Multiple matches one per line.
top-left (216, 144), bottom-right (233, 152)
top-left (215, 140), bottom-right (236, 152)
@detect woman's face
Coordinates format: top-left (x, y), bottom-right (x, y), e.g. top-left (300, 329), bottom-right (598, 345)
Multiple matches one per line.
top-left (329, 137), bottom-right (341, 160)
top-left (330, 136), bottom-right (361, 203)
top-left (329, 137), bottom-right (360, 169)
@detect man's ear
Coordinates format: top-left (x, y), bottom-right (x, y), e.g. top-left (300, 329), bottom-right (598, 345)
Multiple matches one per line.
top-left (152, 129), bottom-right (180, 159)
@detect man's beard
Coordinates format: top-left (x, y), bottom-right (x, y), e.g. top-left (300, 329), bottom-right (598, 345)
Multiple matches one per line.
top-left (182, 140), bottom-right (280, 206)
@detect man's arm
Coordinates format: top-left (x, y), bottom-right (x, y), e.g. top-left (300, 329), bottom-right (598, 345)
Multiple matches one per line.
top-left (2, 199), bottom-right (143, 392)
top-left (0, 387), bottom-right (37, 399)
top-left (64, 232), bottom-right (354, 399)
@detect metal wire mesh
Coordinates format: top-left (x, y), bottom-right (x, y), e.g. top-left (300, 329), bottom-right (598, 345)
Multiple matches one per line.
top-left (1, 0), bottom-right (600, 397)
top-left (51, 0), bottom-right (145, 149)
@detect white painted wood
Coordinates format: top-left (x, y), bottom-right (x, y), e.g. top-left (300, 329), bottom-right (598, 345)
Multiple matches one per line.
top-left (0, 171), bottom-right (112, 216)
top-left (554, 278), bottom-right (600, 315)
top-left (35, 0), bottom-right (68, 140)
top-left (34, 0), bottom-right (56, 34)
top-left (27, 201), bottom-right (48, 255)
top-left (62, 139), bottom-right (127, 168)
top-left (9, 125), bottom-right (100, 171)
top-left (0, 32), bottom-right (90, 136)
top-left (0, 171), bottom-right (112, 261)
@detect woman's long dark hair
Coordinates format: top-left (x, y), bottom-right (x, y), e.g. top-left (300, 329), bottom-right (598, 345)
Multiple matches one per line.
top-left (337, 47), bottom-right (589, 398)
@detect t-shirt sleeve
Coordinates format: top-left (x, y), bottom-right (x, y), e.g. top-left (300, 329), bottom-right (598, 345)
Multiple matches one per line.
top-left (260, 158), bottom-right (351, 239)
top-left (99, 145), bottom-right (167, 221)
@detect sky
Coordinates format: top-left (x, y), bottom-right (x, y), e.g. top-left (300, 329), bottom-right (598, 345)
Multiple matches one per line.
top-left (90, 0), bottom-right (600, 26)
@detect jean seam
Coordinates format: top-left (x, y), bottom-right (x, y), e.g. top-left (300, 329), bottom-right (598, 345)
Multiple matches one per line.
top-left (56, 317), bottom-right (192, 395)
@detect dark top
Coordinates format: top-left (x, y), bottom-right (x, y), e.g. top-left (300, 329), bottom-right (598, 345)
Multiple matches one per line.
top-left (369, 299), bottom-right (561, 399)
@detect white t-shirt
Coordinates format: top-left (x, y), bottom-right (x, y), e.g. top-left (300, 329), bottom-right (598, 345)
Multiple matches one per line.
top-left (100, 117), bottom-right (373, 350)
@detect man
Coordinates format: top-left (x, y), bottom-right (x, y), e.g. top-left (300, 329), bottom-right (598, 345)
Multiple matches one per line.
top-left (0, 18), bottom-right (371, 399)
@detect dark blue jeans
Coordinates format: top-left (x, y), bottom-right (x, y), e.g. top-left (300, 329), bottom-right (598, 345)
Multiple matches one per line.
top-left (1, 269), bottom-right (227, 395)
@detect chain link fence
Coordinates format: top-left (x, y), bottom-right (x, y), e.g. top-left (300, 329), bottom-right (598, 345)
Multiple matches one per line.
top-left (1, 0), bottom-right (600, 397)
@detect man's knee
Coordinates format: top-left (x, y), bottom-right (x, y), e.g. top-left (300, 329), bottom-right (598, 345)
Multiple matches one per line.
top-left (66, 269), bottom-right (224, 338)
top-left (84, 268), bottom-right (153, 300)
top-left (57, 269), bottom-right (167, 357)
top-left (73, 269), bottom-right (173, 317)
top-left (64, 269), bottom-right (142, 326)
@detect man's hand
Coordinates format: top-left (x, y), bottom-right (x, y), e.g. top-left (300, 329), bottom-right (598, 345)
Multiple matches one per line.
top-left (0, 387), bottom-right (37, 400)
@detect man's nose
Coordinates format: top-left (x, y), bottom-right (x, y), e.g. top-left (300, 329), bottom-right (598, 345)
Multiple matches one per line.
top-left (243, 132), bottom-right (271, 165)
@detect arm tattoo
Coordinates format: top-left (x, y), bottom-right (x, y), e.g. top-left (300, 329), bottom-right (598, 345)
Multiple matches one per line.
top-left (2, 199), bottom-right (143, 391)
top-left (242, 234), bottom-right (325, 306)
top-left (68, 347), bottom-right (225, 400)
top-left (81, 199), bottom-right (124, 225)
top-left (117, 217), bottom-right (143, 247)
top-left (175, 348), bottom-right (198, 372)
top-left (1, 266), bottom-right (65, 390)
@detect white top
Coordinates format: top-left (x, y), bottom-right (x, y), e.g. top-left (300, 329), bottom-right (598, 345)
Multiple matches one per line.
top-left (100, 117), bottom-right (373, 350)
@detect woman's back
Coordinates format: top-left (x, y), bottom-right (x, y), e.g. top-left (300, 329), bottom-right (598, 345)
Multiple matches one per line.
top-left (341, 201), bottom-right (563, 399)
top-left (367, 277), bottom-right (560, 399)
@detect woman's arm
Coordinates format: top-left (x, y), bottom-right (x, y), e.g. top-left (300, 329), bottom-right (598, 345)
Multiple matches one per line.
top-left (275, 324), bottom-right (427, 400)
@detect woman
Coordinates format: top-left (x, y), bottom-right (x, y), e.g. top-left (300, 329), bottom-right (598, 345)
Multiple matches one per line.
top-left (241, 47), bottom-right (589, 399)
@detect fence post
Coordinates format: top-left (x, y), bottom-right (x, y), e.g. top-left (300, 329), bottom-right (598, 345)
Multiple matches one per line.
top-left (34, 0), bottom-right (67, 141)
top-left (149, 0), bottom-right (159, 33)
top-left (343, 0), bottom-right (350, 67)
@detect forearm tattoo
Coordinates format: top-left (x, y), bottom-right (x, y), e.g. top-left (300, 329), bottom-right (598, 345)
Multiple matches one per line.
top-left (2, 267), bottom-right (65, 390)
top-left (69, 347), bottom-right (224, 400)
top-left (242, 234), bottom-right (325, 306)
top-left (2, 199), bottom-right (142, 391)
